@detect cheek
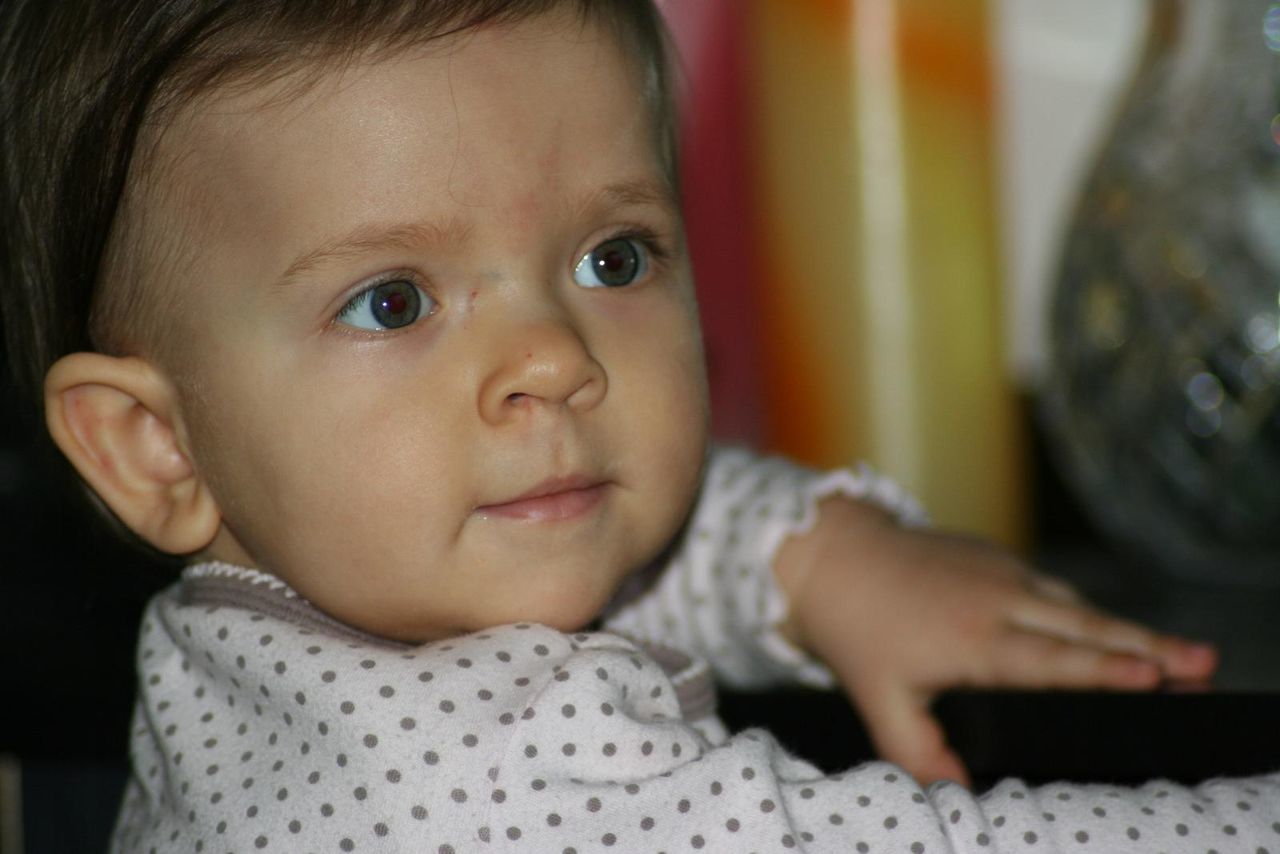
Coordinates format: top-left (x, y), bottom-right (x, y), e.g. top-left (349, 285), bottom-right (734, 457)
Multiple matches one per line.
top-left (180, 357), bottom-right (464, 563)
top-left (641, 297), bottom-right (708, 418)
top-left (615, 298), bottom-right (709, 475)
top-left (182, 383), bottom-right (342, 559)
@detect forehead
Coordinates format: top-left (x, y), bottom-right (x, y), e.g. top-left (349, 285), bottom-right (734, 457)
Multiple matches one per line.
top-left (152, 10), bottom-right (665, 270)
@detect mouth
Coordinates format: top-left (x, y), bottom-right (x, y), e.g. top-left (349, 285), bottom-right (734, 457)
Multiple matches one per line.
top-left (476, 475), bottom-right (610, 522)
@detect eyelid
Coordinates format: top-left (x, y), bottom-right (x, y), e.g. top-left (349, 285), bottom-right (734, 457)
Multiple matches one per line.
top-left (609, 225), bottom-right (669, 259)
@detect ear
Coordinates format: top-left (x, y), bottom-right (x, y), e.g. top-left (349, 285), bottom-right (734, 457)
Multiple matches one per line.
top-left (44, 352), bottom-right (221, 555)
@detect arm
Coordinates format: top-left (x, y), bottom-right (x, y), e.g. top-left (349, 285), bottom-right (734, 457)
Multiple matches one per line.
top-left (608, 445), bottom-right (1218, 785)
top-left (493, 630), bottom-right (1276, 853)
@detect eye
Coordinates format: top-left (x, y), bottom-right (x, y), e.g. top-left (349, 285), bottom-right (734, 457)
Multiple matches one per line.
top-left (573, 237), bottom-right (648, 288)
top-left (335, 278), bottom-right (434, 331)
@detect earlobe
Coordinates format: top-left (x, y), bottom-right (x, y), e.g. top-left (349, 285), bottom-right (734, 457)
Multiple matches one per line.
top-left (44, 353), bottom-right (221, 555)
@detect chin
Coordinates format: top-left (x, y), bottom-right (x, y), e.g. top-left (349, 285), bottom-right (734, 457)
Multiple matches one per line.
top-left (529, 607), bottom-right (601, 634)
top-left (503, 596), bottom-right (610, 634)
top-left (487, 579), bottom-right (620, 635)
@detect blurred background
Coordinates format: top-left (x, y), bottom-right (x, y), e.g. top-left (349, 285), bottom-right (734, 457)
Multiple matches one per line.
top-left (662, 0), bottom-right (1280, 660)
top-left (3, 0), bottom-right (1280, 850)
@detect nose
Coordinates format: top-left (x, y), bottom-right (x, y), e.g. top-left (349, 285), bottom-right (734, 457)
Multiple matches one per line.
top-left (477, 310), bottom-right (607, 425)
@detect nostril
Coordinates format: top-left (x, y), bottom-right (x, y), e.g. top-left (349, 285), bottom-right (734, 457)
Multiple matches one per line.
top-left (506, 392), bottom-right (528, 406)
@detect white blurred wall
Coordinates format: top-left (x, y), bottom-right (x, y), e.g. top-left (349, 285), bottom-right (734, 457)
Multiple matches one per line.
top-left (996, 0), bottom-right (1148, 386)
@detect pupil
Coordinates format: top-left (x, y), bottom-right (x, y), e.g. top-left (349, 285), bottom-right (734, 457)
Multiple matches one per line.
top-left (371, 281), bottom-right (420, 329)
top-left (593, 239), bottom-right (638, 286)
top-left (383, 293), bottom-right (407, 314)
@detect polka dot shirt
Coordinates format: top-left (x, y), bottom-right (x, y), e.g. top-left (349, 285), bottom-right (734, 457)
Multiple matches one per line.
top-left (112, 447), bottom-right (1280, 852)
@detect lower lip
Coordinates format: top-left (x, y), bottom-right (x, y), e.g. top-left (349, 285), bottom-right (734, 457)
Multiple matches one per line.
top-left (478, 484), bottom-right (608, 522)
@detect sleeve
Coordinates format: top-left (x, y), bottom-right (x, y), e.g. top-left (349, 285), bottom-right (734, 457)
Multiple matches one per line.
top-left (603, 444), bottom-right (927, 690)
top-left (492, 632), bottom-right (1280, 854)
top-left (117, 595), bottom-right (1280, 854)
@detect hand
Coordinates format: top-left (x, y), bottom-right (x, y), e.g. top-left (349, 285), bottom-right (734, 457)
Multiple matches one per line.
top-left (773, 497), bottom-right (1219, 787)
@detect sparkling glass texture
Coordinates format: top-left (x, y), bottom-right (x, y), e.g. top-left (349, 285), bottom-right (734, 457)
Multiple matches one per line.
top-left (1043, 0), bottom-right (1280, 585)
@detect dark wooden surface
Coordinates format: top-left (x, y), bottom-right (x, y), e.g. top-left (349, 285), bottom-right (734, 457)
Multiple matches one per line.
top-left (721, 688), bottom-right (1280, 790)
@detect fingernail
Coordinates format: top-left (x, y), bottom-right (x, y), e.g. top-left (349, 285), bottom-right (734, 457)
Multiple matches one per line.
top-left (1182, 642), bottom-right (1217, 662)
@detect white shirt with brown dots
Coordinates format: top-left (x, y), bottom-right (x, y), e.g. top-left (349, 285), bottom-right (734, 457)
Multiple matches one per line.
top-left (112, 447), bottom-right (1280, 853)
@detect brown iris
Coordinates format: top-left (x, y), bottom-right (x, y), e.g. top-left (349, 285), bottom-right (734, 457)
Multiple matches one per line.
top-left (589, 238), bottom-right (641, 287)
top-left (370, 280), bottom-right (421, 329)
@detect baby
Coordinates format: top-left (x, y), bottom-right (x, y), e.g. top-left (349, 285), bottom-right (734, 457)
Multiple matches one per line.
top-left (2, 0), bottom-right (1275, 851)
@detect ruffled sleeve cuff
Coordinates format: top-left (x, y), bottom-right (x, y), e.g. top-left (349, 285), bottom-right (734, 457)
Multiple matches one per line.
top-left (751, 460), bottom-right (930, 689)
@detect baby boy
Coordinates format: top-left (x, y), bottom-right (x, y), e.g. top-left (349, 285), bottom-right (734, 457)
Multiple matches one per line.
top-left (3, 0), bottom-right (1271, 851)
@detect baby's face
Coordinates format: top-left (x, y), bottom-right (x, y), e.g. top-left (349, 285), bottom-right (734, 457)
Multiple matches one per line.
top-left (147, 11), bottom-right (708, 641)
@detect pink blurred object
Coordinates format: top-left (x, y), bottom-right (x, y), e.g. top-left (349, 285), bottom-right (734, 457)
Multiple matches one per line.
top-left (660, 0), bottom-right (767, 447)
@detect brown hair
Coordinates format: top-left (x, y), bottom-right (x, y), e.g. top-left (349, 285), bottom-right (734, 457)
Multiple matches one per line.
top-left (0, 0), bottom-right (677, 418)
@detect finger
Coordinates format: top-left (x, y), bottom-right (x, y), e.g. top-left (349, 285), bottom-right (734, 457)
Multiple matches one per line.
top-left (1009, 597), bottom-right (1155, 654)
top-left (1153, 636), bottom-right (1218, 681)
top-left (987, 629), bottom-right (1163, 691)
top-left (857, 684), bottom-right (971, 787)
top-left (1024, 572), bottom-right (1085, 606)
top-left (1009, 598), bottom-right (1218, 680)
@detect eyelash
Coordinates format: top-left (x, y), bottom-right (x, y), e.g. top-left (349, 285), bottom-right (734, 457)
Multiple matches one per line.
top-left (608, 226), bottom-right (669, 267)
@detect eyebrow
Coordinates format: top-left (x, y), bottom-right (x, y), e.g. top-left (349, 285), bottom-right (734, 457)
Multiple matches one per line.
top-left (274, 218), bottom-right (474, 289)
top-left (272, 179), bottom-right (678, 289)
top-left (578, 179), bottom-right (679, 221)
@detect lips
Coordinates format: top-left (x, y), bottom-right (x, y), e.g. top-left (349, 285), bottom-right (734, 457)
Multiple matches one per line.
top-left (476, 476), bottom-right (609, 522)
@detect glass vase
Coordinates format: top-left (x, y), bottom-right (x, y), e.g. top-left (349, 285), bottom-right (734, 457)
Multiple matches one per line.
top-left (1042, 0), bottom-right (1280, 585)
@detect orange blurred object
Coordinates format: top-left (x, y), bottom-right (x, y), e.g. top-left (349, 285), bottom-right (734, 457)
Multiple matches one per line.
top-left (666, 0), bottom-right (1025, 547)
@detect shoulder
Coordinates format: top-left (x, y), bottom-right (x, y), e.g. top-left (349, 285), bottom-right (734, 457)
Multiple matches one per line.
top-left (123, 606), bottom-right (674, 849)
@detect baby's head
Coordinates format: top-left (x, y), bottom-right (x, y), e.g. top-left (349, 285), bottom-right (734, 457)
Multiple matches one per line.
top-left (1, 0), bottom-right (709, 641)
